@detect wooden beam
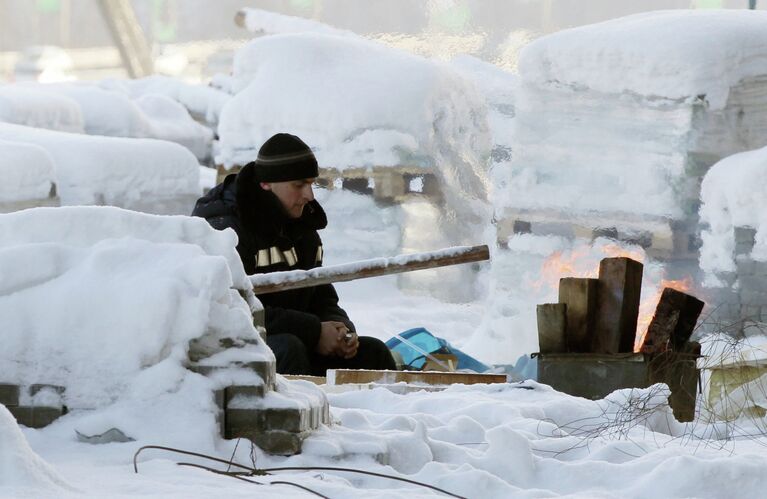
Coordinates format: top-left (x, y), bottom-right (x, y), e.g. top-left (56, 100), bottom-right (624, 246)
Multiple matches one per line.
top-left (537, 303), bottom-right (567, 353)
top-left (327, 369), bottom-right (507, 386)
top-left (592, 257), bottom-right (644, 353)
top-left (559, 277), bottom-right (598, 352)
top-left (251, 245), bottom-right (490, 294)
top-left (641, 288), bottom-right (705, 353)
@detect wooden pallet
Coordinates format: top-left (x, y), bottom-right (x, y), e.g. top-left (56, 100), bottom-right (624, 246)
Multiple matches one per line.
top-left (495, 206), bottom-right (699, 260)
top-left (216, 164), bottom-right (441, 203)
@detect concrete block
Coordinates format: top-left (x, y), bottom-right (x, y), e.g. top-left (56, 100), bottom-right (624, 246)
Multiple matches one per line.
top-left (29, 384), bottom-right (65, 397)
top-left (739, 290), bottom-right (767, 306)
top-left (512, 220), bottom-right (531, 234)
top-left (735, 226), bottom-right (757, 245)
top-left (0, 384), bottom-right (19, 406)
top-left (251, 430), bottom-right (310, 456)
top-left (224, 385), bottom-right (266, 405)
top-left (237, 361), bottom-right (276, 390)
top-left (8, 406), bottom-right (66, 428)
top-left (226, 407), bottom-right (310, 434)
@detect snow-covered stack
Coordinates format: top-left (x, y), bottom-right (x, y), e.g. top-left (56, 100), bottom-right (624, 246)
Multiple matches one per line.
top-left (699, 146), bottom-right (767, 332)
top-left (0, 122), bottom-right (201, 214)
top-left (501, 10), bottom-right (767, 259)
top-left (217, 32), bottom-right (491, 206)
top-left (0, 207), bottom-right (328, 454)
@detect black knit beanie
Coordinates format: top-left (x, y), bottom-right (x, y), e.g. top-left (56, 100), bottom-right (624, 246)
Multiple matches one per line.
top-left (254, 133), bottom-right (319, 182)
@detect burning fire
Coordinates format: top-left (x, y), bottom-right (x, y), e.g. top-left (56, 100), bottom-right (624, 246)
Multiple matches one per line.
top-left (537, 241), bottom-right (693, 353)
top-left (539, 243), bottom-right (646, 291)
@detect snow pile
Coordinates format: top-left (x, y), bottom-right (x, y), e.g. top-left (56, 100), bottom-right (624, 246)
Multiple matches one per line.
top-left (0, 206), bottom-right (265, 407)
top-left (0, 122), bottom-right (200, 212)
top-left (0, 139), bottom-right (55, 203)
top-left (12, 81), bottom-right (217, 161)
top-left (0, 405), bottom-right (71, 494)
top-left (238, 7), bottom-right (356, 38)
top-left (0, 84), bottom-right (83, 133)
top-left (699, 146), bottom-right (767, 275)
top-left (504, 10), bottom-right (767, 220)
top-left (519, 10), bottom-right (767, 110)
top-left (218, 33), bottom-right (491, 195)
top-left (109, 75), bottom-right (231, 128)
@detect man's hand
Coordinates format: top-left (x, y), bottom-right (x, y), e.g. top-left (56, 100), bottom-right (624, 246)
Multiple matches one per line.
top-left (316, 321), bottom-right (358, 359)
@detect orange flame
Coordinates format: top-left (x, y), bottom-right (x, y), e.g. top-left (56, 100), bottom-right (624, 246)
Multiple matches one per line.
top-left (537, 243), bottom-right (694, 353)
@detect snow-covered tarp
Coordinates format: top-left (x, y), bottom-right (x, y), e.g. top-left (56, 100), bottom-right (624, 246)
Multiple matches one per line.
top-left (0, 122), bottom-right (200, 212)
top-left (0, 139), bottom-right (55, 204)
top-left (699, 145), bottom-right (767, 276)
top-left (0, 206), bottom-right (263, 407)
top-left (519, 10), bottom-right (767, 110)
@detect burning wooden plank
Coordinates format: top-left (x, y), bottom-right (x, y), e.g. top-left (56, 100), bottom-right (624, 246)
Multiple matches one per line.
top-left (592, 257), bottom-right (644, 353)
top-left (559, 277), bottom-right (598, 352)
top-left (640, 288), bottom-right (705, 354)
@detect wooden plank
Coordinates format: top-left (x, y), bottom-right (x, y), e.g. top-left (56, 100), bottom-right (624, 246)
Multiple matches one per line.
top-left (327, 369), bottom-right (507, 386)
top-left (283, 375), bottom-right (326, 385)
top-left (640, 288), bottom-right (705, 354)
top-left (558, 278), bottom-right (598, 352)
top-left (251, 245), bottom-right (490, 294)
top-left (592, 257), bottom-right (644, 353)
top-left (537, 303), bottom-right (567, 354)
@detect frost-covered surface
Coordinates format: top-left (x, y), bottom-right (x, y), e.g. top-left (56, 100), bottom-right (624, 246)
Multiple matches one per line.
top-left (519, 10), bottom-right (767, 110)
top-left (0, 405), bottom-right (71, 495)
top-left (0, 122), bottom-right (200, 210)
top-left (0, 206), bottom-right (262, 407)
top-left (699, 146), bottom-right (767, 277)
top-left (0, 139), bottom-right (55, 203)
top-left (0, 84), bottom-right (84, 133)
top-left (217, 32), bottom-right (491, 183)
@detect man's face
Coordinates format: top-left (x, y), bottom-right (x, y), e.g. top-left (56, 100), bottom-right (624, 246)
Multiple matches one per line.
top-left (260, 178), bottom-right (316, 218)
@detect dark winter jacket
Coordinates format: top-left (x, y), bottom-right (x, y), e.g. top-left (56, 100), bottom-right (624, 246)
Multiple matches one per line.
top-left (192, 163), bottom-right (354, 352)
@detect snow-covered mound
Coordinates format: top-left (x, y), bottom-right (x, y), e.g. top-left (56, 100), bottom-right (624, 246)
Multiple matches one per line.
top-left (217, 33), bottom-right (491, 183)
top-left (107, 76), bottom-right (231, 127)
top-left (0, 85), bottom-right (83, 133)
top-left (699, 146), bottom-right (767, 274)
top-left (0, 206), bottom-right (264, 407)
top-left (0, 122), bottom-right (200, 212)
top-left (0, 405), bottom-right (70, 493)
top-left (10, 81), bottom-right (216, 161)
top-left (520, 10), bottom-right (767, 110)
top-left (0, 139), bottom-right (55, 204)
top-left (504, 9), bottom-right (767, 222)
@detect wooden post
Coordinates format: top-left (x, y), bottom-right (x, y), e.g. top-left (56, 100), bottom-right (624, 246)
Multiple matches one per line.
top-left (537, 303), bottom-right (568, 354)
top-left (559, 278), bottom-right (598, 352)
top-left (592, 257), bottom-right (644, 353)
top-left (640, 288), bottom-right (704, 353)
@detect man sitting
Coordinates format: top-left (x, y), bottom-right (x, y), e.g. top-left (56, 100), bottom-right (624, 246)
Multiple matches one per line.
top-left (193, 133), bottom-right (395, 375)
